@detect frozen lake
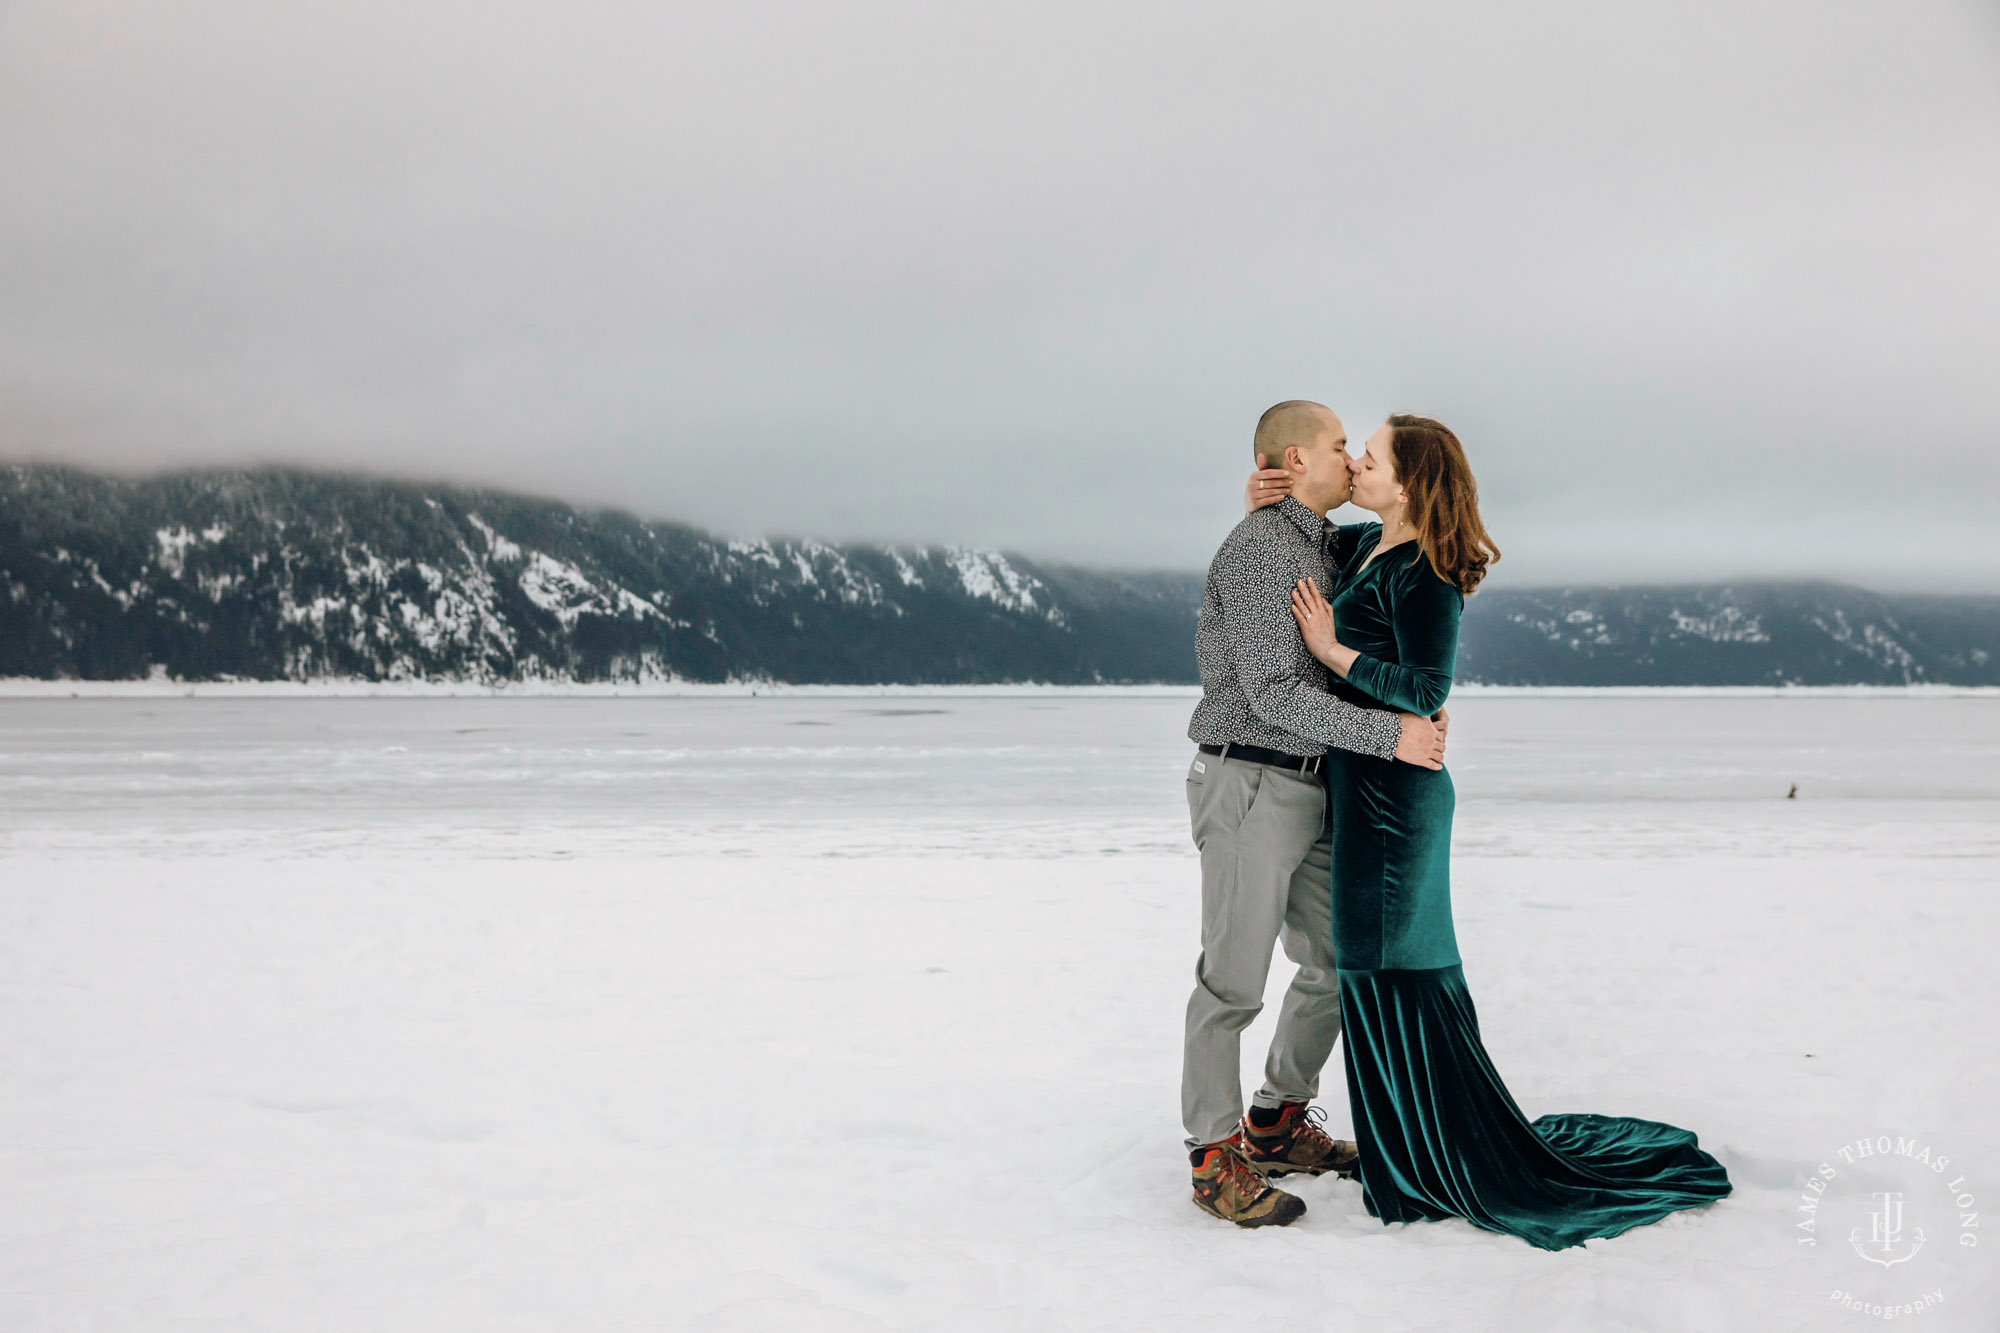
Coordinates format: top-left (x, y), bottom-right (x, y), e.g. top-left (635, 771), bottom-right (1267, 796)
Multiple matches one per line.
top-left (1, 691), bottom-right (1995, 1330)
top-left (4, 690), bottom-right (1996, 859)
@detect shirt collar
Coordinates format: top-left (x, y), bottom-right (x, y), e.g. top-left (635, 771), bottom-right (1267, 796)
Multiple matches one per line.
top-left (1275, 494), bottom-right (1328, 541)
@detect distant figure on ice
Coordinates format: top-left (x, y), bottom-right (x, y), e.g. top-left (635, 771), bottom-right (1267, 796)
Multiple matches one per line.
top-left (1221, 408), bottom-right (1732, 1248)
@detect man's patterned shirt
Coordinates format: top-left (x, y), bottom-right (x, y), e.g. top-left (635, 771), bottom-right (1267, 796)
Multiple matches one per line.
top-left (1186, 495), bottom-right (1402, 760)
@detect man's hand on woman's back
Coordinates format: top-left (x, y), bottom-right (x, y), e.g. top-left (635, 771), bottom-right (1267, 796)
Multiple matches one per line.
top-left (1394, 713), bottom-right (1445, 769)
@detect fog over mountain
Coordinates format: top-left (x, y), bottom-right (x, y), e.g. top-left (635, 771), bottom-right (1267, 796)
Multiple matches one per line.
top-left (1, 3), bottom-right (1996, 589)
top-left (5, 466), bottom-right (1995, 688)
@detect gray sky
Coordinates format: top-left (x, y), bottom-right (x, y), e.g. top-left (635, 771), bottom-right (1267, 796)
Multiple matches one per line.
top-left (2, 1), bottom-right (1997, 588)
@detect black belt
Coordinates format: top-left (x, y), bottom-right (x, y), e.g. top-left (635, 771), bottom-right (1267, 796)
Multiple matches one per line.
top-left (1199, 742), bottom-right (1324, 775)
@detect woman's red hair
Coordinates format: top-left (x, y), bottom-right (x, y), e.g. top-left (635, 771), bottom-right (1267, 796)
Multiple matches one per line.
top-left (1386, 414), bottom-right (1500, 595)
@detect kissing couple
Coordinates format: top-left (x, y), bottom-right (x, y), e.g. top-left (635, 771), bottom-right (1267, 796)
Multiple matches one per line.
top-left (1179, 402), bottom-right (1731, 1250)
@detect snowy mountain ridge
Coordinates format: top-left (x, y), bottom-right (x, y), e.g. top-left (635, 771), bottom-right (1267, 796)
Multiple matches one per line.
top-left (4, 463), bottom-right (1996, 686)
top-left (1457, 582), bottom-right (1999, 686)
top-left (1, 464), bottom-right (1189, 684)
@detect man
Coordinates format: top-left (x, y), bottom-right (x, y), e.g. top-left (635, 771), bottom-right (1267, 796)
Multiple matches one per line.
top-left (1182, 399), bottom-right (1447, 1228)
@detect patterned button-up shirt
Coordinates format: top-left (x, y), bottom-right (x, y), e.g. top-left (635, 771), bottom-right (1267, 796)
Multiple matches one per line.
top-left (1187, 496), bottom-right (1402, 760)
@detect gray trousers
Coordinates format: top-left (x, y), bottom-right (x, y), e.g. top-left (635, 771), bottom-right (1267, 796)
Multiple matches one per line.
top-left (1181, 748), bottom-right (1340, 1148)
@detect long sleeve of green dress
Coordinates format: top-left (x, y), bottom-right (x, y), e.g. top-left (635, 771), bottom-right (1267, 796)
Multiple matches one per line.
top-left (1341, 553), bottom-right (1462, 716)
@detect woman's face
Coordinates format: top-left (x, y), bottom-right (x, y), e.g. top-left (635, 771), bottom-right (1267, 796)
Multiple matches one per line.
top-left (1348, 424), bottom-right (1402, 514)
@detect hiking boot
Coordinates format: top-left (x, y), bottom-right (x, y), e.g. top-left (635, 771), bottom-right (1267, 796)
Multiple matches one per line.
top-left (1189, 1135), bottom-right (1307, 1228)
top-left (1238, 1101), bottom-right (1360, 1180)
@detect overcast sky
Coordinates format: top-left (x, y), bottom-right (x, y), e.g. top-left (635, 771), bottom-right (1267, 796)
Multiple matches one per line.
top-left (2, 2), bottom-right (1996, 588)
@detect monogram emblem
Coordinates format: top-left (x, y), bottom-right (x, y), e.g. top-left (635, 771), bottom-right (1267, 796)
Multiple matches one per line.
top-left (1848, 1191), bottom-right (1926, 1268)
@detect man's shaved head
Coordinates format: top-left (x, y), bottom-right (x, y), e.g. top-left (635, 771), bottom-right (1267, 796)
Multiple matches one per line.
top-left (1254, 400), bottom-right (1339, 468)
top-left (1251, 398), bottom-right (1353, 516)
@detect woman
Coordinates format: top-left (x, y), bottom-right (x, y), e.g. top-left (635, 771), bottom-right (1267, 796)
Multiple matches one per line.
top-left (1249, 414), bottom-right (1730, 1250)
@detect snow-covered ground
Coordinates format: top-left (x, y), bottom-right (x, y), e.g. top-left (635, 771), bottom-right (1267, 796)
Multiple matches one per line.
top-left (0, 691), bottom-right (1994, 1331)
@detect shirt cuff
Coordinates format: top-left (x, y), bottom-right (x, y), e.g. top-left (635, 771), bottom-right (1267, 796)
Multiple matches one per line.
top-left (1357, 704), bottom-right (1401, 760)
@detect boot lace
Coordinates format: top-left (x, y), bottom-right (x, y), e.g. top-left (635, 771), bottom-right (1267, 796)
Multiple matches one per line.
top-left (1297, 1103), bottom-right (1332, 1142)
top-left (1293, 1104), bottom-right (1356, 1168)
top-left (1217, 1137), bottom-right (1272, 1201)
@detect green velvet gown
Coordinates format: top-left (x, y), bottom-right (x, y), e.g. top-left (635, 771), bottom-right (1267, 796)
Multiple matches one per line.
top-left (1322, 523), bottom-right (1731, 1251)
